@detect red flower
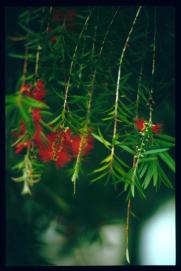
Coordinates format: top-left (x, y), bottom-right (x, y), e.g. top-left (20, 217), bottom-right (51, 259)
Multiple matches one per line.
top-left (38, 128), bottom-right (73, 167)
top-left (51, 36), bottom-right (57, 44)
top-left (135, 118), bottom-right (145, 132)
top-left (33, 125), bottom-right (42, 143)
top-left (12, 121), bottom-right (26, 138)
top-left (38, 143), bottom-right (51, 163)
top-left (55, 148), bottom-right (72, 168)
top-left (151, 124), bottom-right (162, 134)
top-left (19, 84), bottom-right (32, 95)
top-left (52, 9), bottom-right (64, 23)
top-left (82, 135), bottom-right (94, 155)
top-left (66, 10), bottom-right (76, 20)
top-left (32, 109), bottom-right (41, 123)
top-left (15, 140), bottom-right (31, 154)
top-left (71, 134), bottom-right (94, 156)
top-left (36, 80), bottom-right (45, 89)
top-left (32, 88), bottom-right (46, 100)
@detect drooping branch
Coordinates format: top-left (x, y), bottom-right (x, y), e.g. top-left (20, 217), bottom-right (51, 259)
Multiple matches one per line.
top-left (149, 8), bottom-right (157, 123)
top-left (62, 10), bottom-right (93, 124)
top-left (110, 6), bottom-right (142, 168)
top-left (71, 9), bottom-right (120, 194)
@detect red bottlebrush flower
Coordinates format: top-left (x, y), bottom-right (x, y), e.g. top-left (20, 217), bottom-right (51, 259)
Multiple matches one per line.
top-left (12, 121), bottom-right (26, 138)
top-left (38, 128), bottom-right (73, 167)
top-left (51, 36), bottom-right (57, 44)
top-left (33, 125), bottom-right (42, 143)
top-left (71, 135), bottom-right (81, 156)
top-left (71, 134), bottom-right (94, 156)
top-left (52, 10), bottom-right (64, 23)
top-left (36, 80), bottom-right (45, 89)
top-left (19, 84), bottom-right (32, 95)
top-left (82, 135), bottom-right (94, 155)
top-left (32, 88), bottom-right (46, 100)
top-left (135, 118), bottom-right (145, 132)
top-left (15, 140), bottom-right (31, 154)
top-left (151, 123), bottom-right (162, 134)
top-left (64, 128), bottom-right (72, 145)
top-left (66, 10), bottom-right (76, 20)
top-left (38, 143), bottom-right (51, 163)
top-left (56, 148), bottom-right (72, 168)
top-left (32, 109), bottom-right (41, 123)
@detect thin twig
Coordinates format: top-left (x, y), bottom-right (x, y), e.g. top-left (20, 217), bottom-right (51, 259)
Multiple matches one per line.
top-left (110, 6), bottom-right (142, 169)
top-left (22, 47), bottom-right (29, 86)
top-left (149, 8), bottom-right (157, 123)
top-left (62, 10), bottom-right (93, 124)
top-left (125, 197), bottom-right (131, 264)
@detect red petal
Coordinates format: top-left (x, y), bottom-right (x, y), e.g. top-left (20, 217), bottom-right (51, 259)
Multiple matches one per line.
top-left (38, 143), bottom-right (51, 162)
top-left (36, 80), bottom-right (45, 89)
top-left (151, 124), bottom-right (162, 134)
top-left (135, 118), bottom-right (145, 131)
top-left (51, 36), bottom-right (57, 44)
top-left (56, 149), bottom-right (72, 168)
top-left (32, 88), bottom-right (46, 100)
top-left (32, 109), bottom-right (41, 123)
top-left (71, 136), bottom-right (81, 156)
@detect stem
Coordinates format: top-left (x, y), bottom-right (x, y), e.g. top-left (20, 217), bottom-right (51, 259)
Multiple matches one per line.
top-left (125, 197), bottom-right (131, 264)
top-left (136, 65), bottom-right (143, 119)
top-left (149, 8), bottom-right (157, 123)
top-left (99, 8), bottom-right (120, 57)
top-left (35, 45), bottom-right (41, 77)
top-left (110, 6), bottom-right (142, 167)
top-left (22, 47), bottom-right (29, 86)
top-left (62, 10), bottom-right (93, 124)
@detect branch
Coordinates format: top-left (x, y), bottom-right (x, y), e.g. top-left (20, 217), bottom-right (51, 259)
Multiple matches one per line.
top-left (110, 6), bottom-right (142, 169)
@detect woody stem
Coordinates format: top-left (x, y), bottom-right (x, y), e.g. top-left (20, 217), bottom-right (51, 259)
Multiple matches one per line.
top-left (110, 6), bottom-right (142, 169)
top-left (62, 10), bottom-right (93, 124)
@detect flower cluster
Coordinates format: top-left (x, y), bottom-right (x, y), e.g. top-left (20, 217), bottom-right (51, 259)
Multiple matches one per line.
top-left (13, 80), bottom-right (47, 154)
top-left (38, 127), bottom-right (94, 168)
top-left (135, 118), bottom-right (162, 134)
top-left (47, 8), bottom-right (76, 44)
top-left (134, 118), bottom-right (163, 160)
top-left (13, 81), bottom-right (94, 168)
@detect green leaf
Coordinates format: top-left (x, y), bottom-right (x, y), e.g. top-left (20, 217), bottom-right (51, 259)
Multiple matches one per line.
top-left (158, 165), bottom-right (174, 189)
top-left (23, 96), bottom-right (49, 109)
top-left (158, 152), bottom-right (175, 173)
top-left (18, 105), bottom-right (30, 123)
top-left (8, 53), bottom-right (34, 59)
top-left (5, 95), bottom-right (18, 104)
top-left (100, 154), bottom-right (112, 164)
top-left (142, 164), bottom-right (153, 189)
top-left (91, 171), bottom-right (109, 183)
top-left (139, 163), bottom-right (149, 178)
top-left (155, 134), bottom-right (175, 142)
top-left (139, 156), bottom-right (158, 163)
top-left (117, 144), bottom-right (134, 154)
top-left (152, 161), bottom-right (158, 187)
top-left (154, 139), bottom-right (175, 147)
top-left (92, 130), bottom-right (111, 149)
top-left (135, 175), bottom-right (146, 198)
top-left (113, 161), bottom-right (127, 177)
top-left (144, 147), bottom-right (169, 155)
top-left (114, 154), bottom-right (129, 168)
top-left (92, 164), bottom-right (109, 174)
top-left (48, 114), bottom-right (62, 125)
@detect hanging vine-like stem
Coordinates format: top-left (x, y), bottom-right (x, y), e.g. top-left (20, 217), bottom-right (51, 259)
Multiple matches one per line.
top-left (148, 8), bottom-right (157, 123)
top-left (21, 47), bottom-right (29, 86)
top-left (71, 9), bottom-right (120, 194)
top-left (61, 10), bottom-right (93, 124)
top-left (110, 6), bottom-right (142, 169)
